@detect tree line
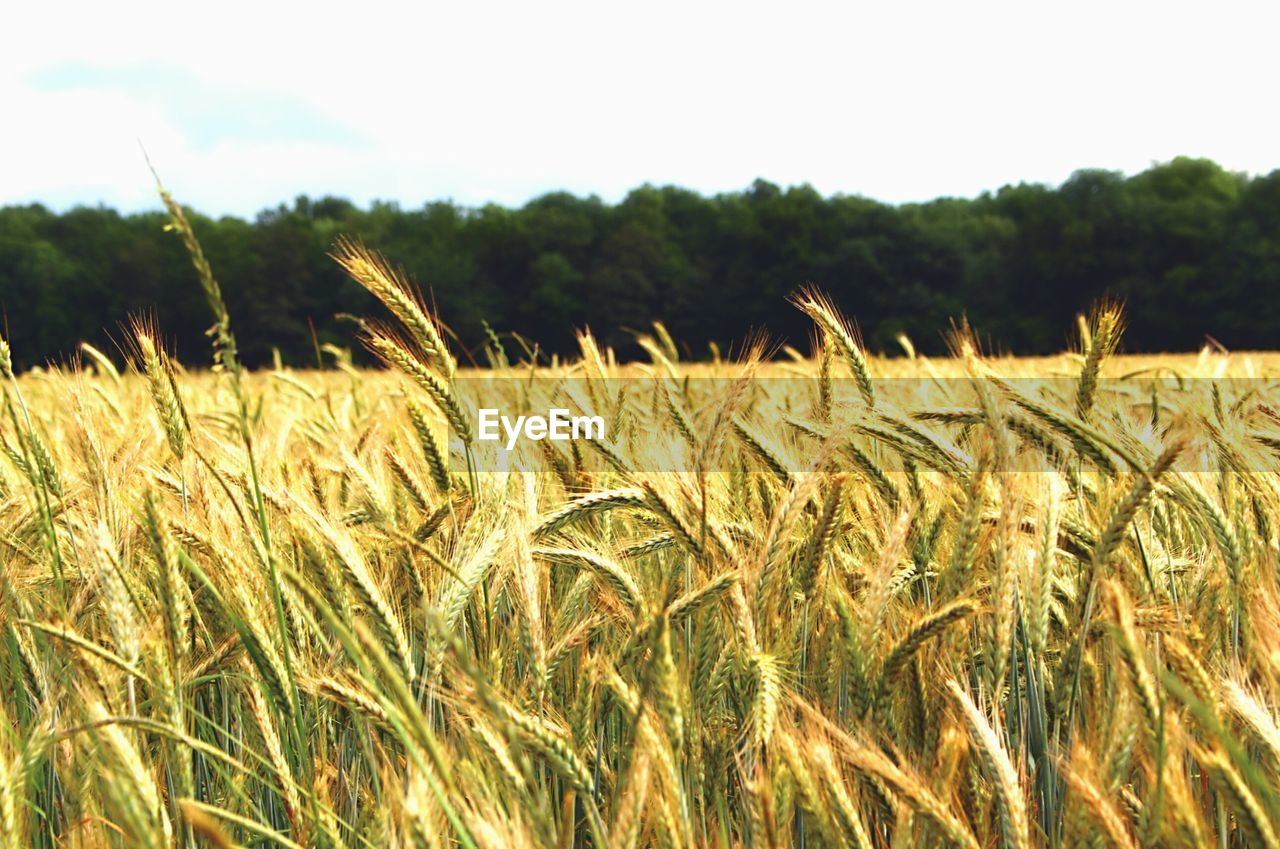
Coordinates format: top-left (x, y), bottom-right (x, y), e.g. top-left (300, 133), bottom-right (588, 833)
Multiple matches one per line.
top-left (1, 156), bottom-right (1277, 370)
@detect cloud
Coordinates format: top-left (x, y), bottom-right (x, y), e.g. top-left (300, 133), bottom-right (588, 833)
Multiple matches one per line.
top-left (28, 62), bottom-right (365, 151)
top-left (4, 1), bottom-right (1278, 216)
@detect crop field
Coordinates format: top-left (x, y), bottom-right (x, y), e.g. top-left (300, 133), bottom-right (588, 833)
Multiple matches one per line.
top-left (2, 202), bottom-right (1280, 849)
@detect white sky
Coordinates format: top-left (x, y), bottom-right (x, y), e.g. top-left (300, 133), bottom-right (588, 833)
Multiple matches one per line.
top-left (4, 0), bottom-right (1279, 216)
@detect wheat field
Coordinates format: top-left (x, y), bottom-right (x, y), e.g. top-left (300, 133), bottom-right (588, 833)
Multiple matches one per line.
top-left (1, 195), bottom-right (1279, 849)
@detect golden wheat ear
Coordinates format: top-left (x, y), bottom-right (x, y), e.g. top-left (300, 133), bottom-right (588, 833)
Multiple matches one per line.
top-left (127, 315), bottom-right (189, 462)
top-left (791, 286), bottom-right (874, 407)
top-left (1076, 299), bottom-right (1125, 420)
top-left (332, 236), bottom-right (455, 379)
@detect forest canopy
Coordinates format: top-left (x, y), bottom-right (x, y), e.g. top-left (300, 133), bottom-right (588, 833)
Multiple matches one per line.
top-left (2, 156), bottom-right (1277, 369)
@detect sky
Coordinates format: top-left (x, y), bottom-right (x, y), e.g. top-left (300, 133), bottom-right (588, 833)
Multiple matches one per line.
top-left (4, 0), bottom-right (1279, 218)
